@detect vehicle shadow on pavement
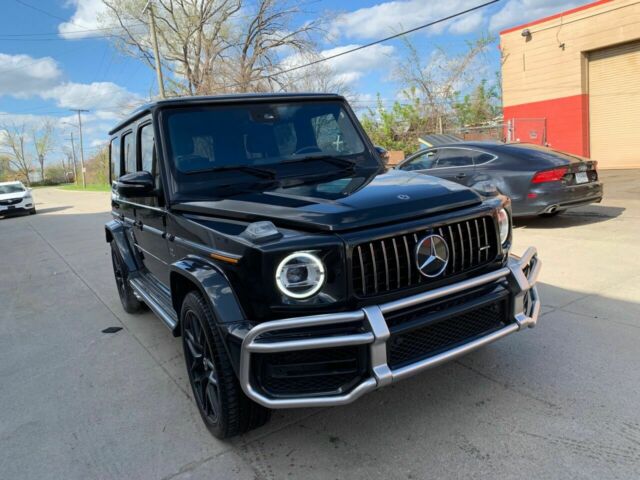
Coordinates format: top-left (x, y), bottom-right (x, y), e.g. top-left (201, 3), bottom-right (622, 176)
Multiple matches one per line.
top-left (515, 205), bottom-right (624, 229)
top-left (231, 282), bottom-right (640, 480)
top-left (35, 206), bottom-right (74, 215)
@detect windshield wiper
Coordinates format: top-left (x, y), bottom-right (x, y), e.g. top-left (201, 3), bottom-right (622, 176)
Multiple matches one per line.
top-left (281, 155), bottom-right (357, 171)
top-left (186, 164), bottom-right (276, 179)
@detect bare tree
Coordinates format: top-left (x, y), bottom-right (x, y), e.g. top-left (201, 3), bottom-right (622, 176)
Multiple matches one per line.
top-left (278, 52), bottom-right (354, 98)
top-left (0, 123), bottom-right (32, 186)
top-left (102, 0), bottom-right (319, 95)
top-left (394, 35), bottom-right (494, 133)
top-left (33, 120), bottom-right (55, 182)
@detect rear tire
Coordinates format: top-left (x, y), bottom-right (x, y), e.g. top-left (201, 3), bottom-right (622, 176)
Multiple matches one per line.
top-left (180, 291), bottom-right (271, 439)
top-left (110, 242), bottom-right (144, 313)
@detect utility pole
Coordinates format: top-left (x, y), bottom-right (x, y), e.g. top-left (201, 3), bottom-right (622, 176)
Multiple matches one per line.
top-left (70, 109), bottom-right (88, 188)
top-left (143, 0), bottom-right (166, 99)
top-left (69, 131), bottom-right (78, 185)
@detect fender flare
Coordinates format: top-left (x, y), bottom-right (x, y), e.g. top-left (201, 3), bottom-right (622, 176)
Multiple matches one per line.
top-left (170, 257), bottom-right (248, 373)
top-left (105, 219), bottom-right (138, 273)
top-left (169, 256), bottom-right (247, 326)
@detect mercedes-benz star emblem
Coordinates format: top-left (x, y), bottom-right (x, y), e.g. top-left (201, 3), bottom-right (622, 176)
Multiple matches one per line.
top-left (415, 234), bottom-right (449, 278)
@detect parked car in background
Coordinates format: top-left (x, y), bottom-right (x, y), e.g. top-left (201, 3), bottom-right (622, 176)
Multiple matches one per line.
top-left (396, 142), bottom-right (604, 217)
top-left (0, 181), bottom-right (35, 217)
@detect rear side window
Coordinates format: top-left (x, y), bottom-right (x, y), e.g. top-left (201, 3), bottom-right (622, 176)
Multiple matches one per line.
top-left (110, 137), bottom-right (121, 180)
top-left (434, 148), bottom-right (474, 168)
top-left (123, 132), bottom-right (136, 174)
top-left (475, 152), bottom-right (495, 165)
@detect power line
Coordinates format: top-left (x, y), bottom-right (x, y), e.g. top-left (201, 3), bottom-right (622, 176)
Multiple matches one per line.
top-left (212, 0), bottom-right (500, 92)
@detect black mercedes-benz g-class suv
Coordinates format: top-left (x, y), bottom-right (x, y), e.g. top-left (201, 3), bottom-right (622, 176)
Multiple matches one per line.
top-left (106, 93), bottom-right (541, 439)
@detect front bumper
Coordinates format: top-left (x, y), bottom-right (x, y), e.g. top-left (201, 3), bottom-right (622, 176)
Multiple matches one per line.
top-left (240, 247), bottom-right (541, 409)
top-left (0, 198), bottom-right (34, 215)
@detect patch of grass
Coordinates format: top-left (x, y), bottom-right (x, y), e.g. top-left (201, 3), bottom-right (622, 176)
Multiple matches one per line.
top-left (59, 183), bottom-right (111, 192)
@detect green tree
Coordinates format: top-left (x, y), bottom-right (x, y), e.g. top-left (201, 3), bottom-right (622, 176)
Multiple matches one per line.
top-left (454, 79), bottom-right (501, 127)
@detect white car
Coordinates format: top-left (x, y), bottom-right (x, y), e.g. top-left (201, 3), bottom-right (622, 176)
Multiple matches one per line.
top-left (0, 181), bottom-right (36, 217)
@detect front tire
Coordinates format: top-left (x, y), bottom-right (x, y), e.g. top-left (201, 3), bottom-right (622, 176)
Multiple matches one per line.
top-left (110, 242), bottom-right (144, 313)
top-left (180, 291), bottom-right (271, 439)
top-left (29, 208), bottom-right (36, 215)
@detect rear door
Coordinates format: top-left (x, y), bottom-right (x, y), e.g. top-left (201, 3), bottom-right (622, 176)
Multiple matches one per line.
top-left (429, 147), bottom-right (476, 186)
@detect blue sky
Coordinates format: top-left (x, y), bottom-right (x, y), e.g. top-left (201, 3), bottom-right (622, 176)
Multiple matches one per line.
top-left (0, 0), bottom-right (582, 157)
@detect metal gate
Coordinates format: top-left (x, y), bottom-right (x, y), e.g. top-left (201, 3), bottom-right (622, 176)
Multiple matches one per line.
top-left (506, 118), bottom-right (547, 145)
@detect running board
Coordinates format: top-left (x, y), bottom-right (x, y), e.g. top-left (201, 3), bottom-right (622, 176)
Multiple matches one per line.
top-left (129, 275), bottom-right (178, 332)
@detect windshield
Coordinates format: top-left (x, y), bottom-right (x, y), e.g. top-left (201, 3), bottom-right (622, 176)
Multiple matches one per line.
top-left (0, 184), bottom-right (25, 194)
top-left (163, 101), bottom-right (377, 201)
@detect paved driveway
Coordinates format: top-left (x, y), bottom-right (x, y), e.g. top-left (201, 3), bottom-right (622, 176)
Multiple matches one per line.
top-left (1, 171), bottom-right (639, 479)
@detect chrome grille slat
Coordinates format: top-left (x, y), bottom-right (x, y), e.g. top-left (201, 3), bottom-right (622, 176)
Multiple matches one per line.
top-left (391, 238), bottom-right (401, 289)
top-left (466, 221), bottom-right (473, 266)
top-left (381, 240), bottom-right (390, 291)
top-left (352, 216), bottom-right (498, 297)
top-left (457, 224), bottom-right (466, 271)
top-left (482, 217), bottom-right (489, 263)
top-left (403, 236), bottom-right (411, 286)
top-left (356, 245), bottom-right (366, 296)
top-left (448, 225), bottom-right (457, 271)
top-left (369, 243), bottom-right (378, 294)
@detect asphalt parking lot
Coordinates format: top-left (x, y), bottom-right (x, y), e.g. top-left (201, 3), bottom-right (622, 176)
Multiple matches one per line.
top-left (1, 170), bottom-right (639, 480)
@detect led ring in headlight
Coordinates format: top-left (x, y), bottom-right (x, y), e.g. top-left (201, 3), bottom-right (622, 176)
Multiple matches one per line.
top-left (275, 252), bottom-right (326, 299)
top-left (497, 208), bottom-right (511, 245)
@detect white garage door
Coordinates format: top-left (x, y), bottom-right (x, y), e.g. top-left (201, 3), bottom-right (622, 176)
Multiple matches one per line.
top-left (589, 41), bottom-right (640, 169)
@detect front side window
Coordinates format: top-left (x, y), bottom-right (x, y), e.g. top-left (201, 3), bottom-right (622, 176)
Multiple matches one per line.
top-left (434, 148), bottom-right (474, 168)
top-left (401, 150), bottom-right (436, 171)
top-left (140, 124), bottom-right (154, 173)
top-left (123, 132), bottom-right (135, 174)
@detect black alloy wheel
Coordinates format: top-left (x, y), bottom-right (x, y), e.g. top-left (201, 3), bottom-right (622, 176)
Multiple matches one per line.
top-left (110, 242), bottom-right (144, 313)
top-left (180, 291), bottom-right (271, 439)
top-left (183, 309), bottom-right (222, 425)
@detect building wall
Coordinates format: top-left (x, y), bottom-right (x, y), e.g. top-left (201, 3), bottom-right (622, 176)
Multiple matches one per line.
top-left (500, 0), bottom-right (640, 159)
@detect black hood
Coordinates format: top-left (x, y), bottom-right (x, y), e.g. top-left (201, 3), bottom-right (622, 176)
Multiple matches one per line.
top-left (172, 170), bottom-right (482, 232)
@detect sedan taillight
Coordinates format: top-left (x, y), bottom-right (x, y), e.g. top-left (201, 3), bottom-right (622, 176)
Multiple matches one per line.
top-left (531, 167), bottom-right (568, 184)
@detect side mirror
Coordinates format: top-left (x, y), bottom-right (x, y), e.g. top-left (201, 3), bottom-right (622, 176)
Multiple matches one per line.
top-left (374, 145), bottom-right (388, 156)
top-left (116, 171), bottom-right (155, 198)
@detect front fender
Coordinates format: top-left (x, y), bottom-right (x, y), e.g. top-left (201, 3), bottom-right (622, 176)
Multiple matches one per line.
top-left (170, 256), bottom-right (249, 373)
top-left (105, 219), bottom-right (138, 273)
top-left (170, 256), bottom-right (247, 326)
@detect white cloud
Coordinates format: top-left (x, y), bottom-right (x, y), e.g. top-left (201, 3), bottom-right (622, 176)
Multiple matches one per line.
top-left (41, 81), bottom-right (141, 111)
top-left (0, 54), bottom-right (62, 98)
top-left (489, 0), bottom-right (582, 32)
top-left (330, 0), bottom-right (486, 40)
top-left (283, 44), bottom-right (395, 88)
top-left (449, 11), bottom-right (484, 35)
top-left (58, 0), bottom-right (108, 39)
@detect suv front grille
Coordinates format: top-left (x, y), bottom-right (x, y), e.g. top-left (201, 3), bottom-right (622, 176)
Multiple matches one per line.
top-left (0, 198), bottom-right (21, 206)
top-left (388, 299), bottom-right (508, 369)
top-left (352, 216), bottom-right (498, 297)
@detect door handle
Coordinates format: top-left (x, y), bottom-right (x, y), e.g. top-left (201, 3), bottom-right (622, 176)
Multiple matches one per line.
top-left (455, 173), bottom-right (466, 179)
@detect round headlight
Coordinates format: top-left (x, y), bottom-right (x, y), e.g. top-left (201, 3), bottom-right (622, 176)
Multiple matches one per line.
top-left (275, 252), bottom-right (326, 299)
top-left (497, 208), bottom-right (511, 245)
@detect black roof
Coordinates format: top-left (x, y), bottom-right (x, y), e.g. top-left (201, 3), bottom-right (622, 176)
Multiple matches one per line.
top-left (108, 92), bottom-right (344, 135)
